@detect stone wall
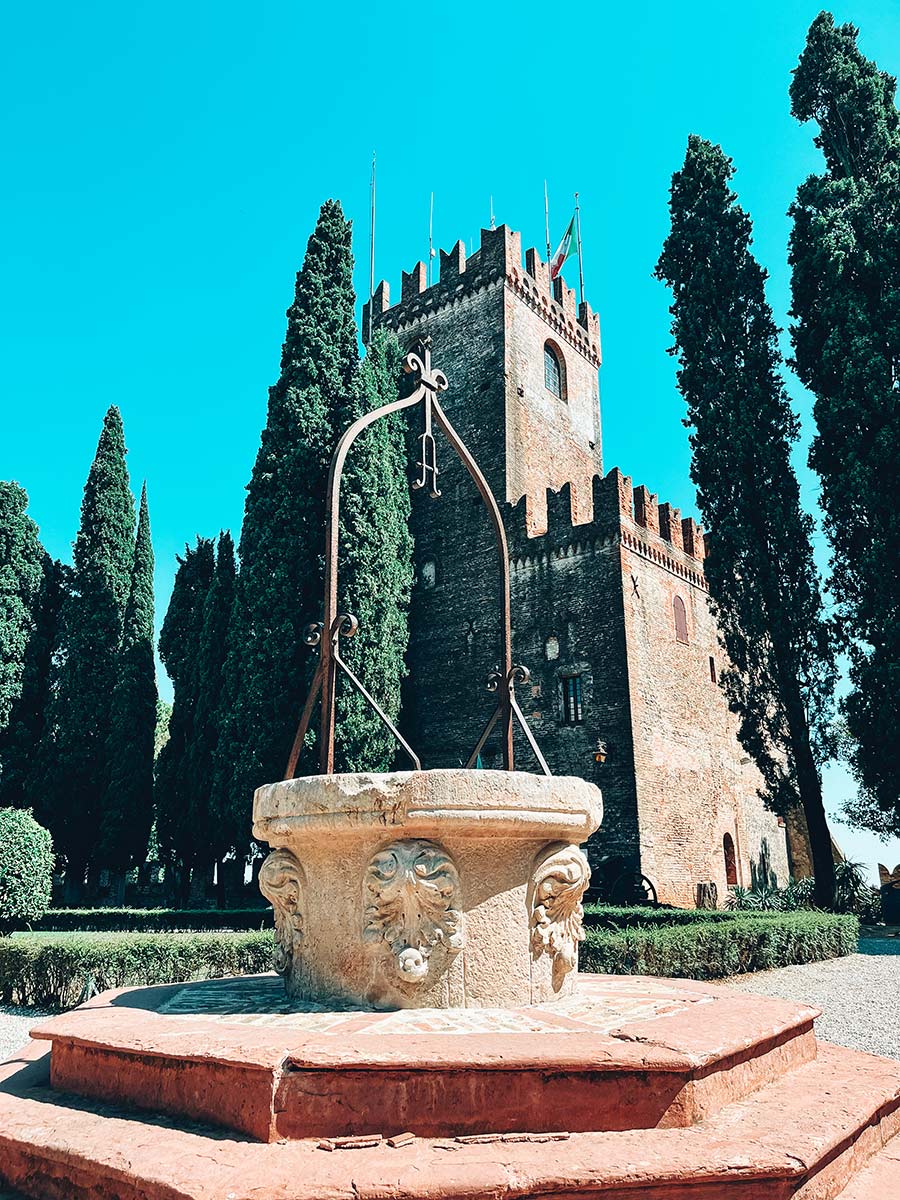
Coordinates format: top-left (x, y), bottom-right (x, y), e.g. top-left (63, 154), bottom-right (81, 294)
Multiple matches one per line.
top-left (366, 224), bottom-right (790, 907)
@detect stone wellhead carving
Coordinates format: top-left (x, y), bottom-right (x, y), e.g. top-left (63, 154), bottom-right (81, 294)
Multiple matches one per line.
top-left (258, 849), bottom-right (306, 975)
top-left (363, 839), bottom-right (464, 982)
top-left (530, 843), bottom-right (591, 981)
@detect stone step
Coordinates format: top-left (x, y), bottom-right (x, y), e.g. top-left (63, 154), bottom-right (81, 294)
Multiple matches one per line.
top-left (832, 1132), bottom-right (900, 1198)
top-left (0, 1038), bottom-right (898, 1199)
top-left (27, 974), bottom-right (819, 1141)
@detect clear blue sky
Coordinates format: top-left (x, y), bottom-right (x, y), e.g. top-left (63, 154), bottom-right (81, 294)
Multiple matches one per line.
top-left (2, 0), bottom-right (898, 877)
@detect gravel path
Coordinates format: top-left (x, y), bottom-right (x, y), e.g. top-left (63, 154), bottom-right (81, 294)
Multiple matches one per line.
top-left (0, 1006), bottom-right (52, 1063)
top-left (726, 939), bottom-right (900, 1060)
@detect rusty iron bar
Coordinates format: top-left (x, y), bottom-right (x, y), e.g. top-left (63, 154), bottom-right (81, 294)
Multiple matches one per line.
top-left (284, 340), bottom-right (549, 779)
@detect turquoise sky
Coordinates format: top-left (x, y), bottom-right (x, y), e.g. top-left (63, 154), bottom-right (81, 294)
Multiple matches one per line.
top-left (2, 0), bottom-right (898, 875)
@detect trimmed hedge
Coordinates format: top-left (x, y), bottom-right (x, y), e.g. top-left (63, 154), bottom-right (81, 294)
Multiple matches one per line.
top-left (580, 911), bottom-right (859, 979)
top-left (17, 907), bottom-right (274, 933)
top-left (0, 808), bottom-right (54, 934)
top-left (583, 904), bottom-right (741, 929)
top-left (0, 930), bottom-right (275, 1008)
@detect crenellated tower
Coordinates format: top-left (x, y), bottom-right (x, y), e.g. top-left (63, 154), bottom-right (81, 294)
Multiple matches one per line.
top-left (365, 224), bottom-right (791, 908)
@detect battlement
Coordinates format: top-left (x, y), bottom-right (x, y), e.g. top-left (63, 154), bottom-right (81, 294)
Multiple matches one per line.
top-left (363, 224), bottom-right (601, 366)
top-left (506, 467), bottom-right (706, 588)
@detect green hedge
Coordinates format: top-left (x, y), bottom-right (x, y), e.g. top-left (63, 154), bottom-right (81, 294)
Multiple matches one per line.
top-left (15, 907), bottom-right (274, 933)
top-left (0, 930), bottom-right (275, 1008)
top-left (0, 808), bottom-right (54, 934)
top-left (583, 904), bottom-right (741, 929)
top-left (580, 911), bottom-right (858, 979)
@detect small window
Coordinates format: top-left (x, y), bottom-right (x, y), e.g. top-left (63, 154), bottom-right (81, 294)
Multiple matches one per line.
top-left (545, 634), bottom-right (560, 661)
top-left (673, 595), bottom-right (689, 644)
top-left (543, 342), bottom-right (565, 400)
top-left (709, 656), bottom-right (717, 683)
top-left (723, 833), bottom-right (738, 886)
top-left (421, 558), bottom-right (437, 589)
top-left (561, 675), bottom-right (583, 724)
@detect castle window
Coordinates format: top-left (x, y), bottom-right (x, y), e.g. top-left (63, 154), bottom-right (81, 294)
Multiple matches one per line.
top-left (545, 635), bottom-right (560, 661)
top-left (420, 558), bottom-right (437, 589)
top-left (673, 595), bottom-right (689, 644)
top-left (709, 656), bottom-right (717, 683)
top-left (543, 342), bottom-right (566, 400)
top-left (723, 833), bottom-right (738, 886)
top-left (561, 675), bottom-right (583, 725)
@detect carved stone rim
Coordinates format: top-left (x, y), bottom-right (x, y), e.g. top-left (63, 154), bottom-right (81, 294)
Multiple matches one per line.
top-left (254, 769), bottom-right (602, 845)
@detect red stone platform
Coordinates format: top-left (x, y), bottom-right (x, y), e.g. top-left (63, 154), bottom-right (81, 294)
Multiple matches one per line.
top-left (1, 972), bottom-right (899, 1198)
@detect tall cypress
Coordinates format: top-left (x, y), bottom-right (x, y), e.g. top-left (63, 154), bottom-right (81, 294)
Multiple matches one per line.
top-left (40, 408), bottom-right (135, 897)
top-left (155, 538), bottom-right (215, 902)
top-left (100, 482), bottom-right (157, 875)
top-left (655, 136), bottom-right (837, 906)
top-left (0, 483), bottom-right (65, 811)
top-left (191, 531), bottom-right (236, 889)
top-left (0, 482), bottom-right (46, 733)
top-left (335, 330), bottom-right (414, 770)
top-left (215, 200), bottom-right (359, 845)
top-left (0, 554), bottom-right (66, 811)
top-left (788, 13), bottom-right (900, 836)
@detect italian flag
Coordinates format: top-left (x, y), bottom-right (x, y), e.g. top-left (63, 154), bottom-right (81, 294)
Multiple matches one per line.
top-left (550, 214), bottom-right (576, 280)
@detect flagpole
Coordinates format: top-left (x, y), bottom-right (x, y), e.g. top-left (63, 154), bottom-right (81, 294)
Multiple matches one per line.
top-left (574, 190), bottom-right (585, 307)
top-left (490, 194), bottom-right (495, 230)
top-left (544, 180), bottom-right (552, 277)
top-left (428, 191), bottom-right (434, 286)
top-left (368, 152), bottom-right (376, 345)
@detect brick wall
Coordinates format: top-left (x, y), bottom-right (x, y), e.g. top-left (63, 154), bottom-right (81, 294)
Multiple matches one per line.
top-left (366, 225), bottom-right (790, 907)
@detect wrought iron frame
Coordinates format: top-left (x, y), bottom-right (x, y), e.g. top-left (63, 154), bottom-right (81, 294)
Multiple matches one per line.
top-left (284, 340), bottom-right (550, 779)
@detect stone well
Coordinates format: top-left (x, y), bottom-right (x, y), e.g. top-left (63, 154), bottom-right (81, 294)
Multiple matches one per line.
top-left (253, 768), bottom-right (602, 1010)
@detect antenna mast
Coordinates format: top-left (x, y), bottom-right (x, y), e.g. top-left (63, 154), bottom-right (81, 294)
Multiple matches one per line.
top-left (368, 153), bottom-right (376, 344)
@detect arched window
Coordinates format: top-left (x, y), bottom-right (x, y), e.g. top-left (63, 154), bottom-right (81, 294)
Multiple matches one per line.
top-left (673, 595), bottom-right (689, 644)
top-left (543, 342), bottom-right (565, 400)
top-left (723, 833), bottom-right (738, 886)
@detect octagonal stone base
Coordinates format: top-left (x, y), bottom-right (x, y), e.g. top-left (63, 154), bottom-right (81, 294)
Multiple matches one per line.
top-left (252, 769), bottom-right (602, 1010)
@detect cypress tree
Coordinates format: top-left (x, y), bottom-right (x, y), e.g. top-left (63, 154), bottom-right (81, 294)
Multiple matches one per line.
top-left (788, 13), bottom-right (900, 836)
top-left (335, 330), bottom-right (414, 770)
top-left (655, 136), bottom-right (837, 906)
top-left (0, 483), bottom-right (66, 811)
top-left (155, 538), bottom-right (215, 902)
top-left (0, 482), bottom-right (46, 732)
top-left (0, 554), bottom-right (66, 811)
top-left (215, 200), bottom-right (359, 844)
top-left (99, 483), bottom-right (157, 877)
top-left (191, 531), bottom-right (236, 894)
top-left (40, 407), bottom-right (135, 898)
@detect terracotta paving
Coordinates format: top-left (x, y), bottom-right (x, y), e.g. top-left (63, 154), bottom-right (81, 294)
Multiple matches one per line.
top-left (156, 972), bottom-right (714, 1035)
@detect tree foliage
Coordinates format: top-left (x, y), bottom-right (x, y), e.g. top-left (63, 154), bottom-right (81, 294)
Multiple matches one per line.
top-left (0, 482), bottom-right (46, 732)
top-left (0, 485), bottom-right (65, 811)
top-left (334, 330), bottom-right (414, 771)
top-left (155, 538), bottom-right (215, 894)
top-left (39, 407), bottom-right (136, 888)
top-left (788, 12), bottom-right (900, 836)
top-left (100, 482), bottom-right (157, 870)
top-left (656, 135), bottom-right (837, 905)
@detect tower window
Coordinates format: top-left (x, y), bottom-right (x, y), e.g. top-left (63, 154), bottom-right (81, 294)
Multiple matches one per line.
top-left (543, 342), bottom-right (565, 400)
top-left (561, 675), bottom-right (583, 724)
top-left (673, 595), bottom-right (689, 644)
top-left (723, 833), bottom-right (738, 886)
top-left (709, 656), bottom-right (717, 683)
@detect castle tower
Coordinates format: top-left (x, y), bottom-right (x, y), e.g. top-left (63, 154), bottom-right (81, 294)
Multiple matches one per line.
top-left (366, 226), bottom-right (790, 907)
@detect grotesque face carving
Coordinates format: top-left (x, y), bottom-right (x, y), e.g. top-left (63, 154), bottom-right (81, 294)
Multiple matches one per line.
top-left (363, 839), bottom-right (464, 984)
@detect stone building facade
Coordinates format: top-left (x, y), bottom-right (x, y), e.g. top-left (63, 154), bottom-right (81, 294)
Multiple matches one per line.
top-left (364, 224), bottom-right (790, 908)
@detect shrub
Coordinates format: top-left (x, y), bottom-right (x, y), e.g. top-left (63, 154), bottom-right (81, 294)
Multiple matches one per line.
top-left (16, 907), bottom-right (274, 933)
top-left (580, 911), bottom-right (858, 979)
top-left (0, 930), bottom-right (275, 1008)
top-left (0, 808), bottom-right (54, 934)
top-left (583, 904), bottom-right (739, 929)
